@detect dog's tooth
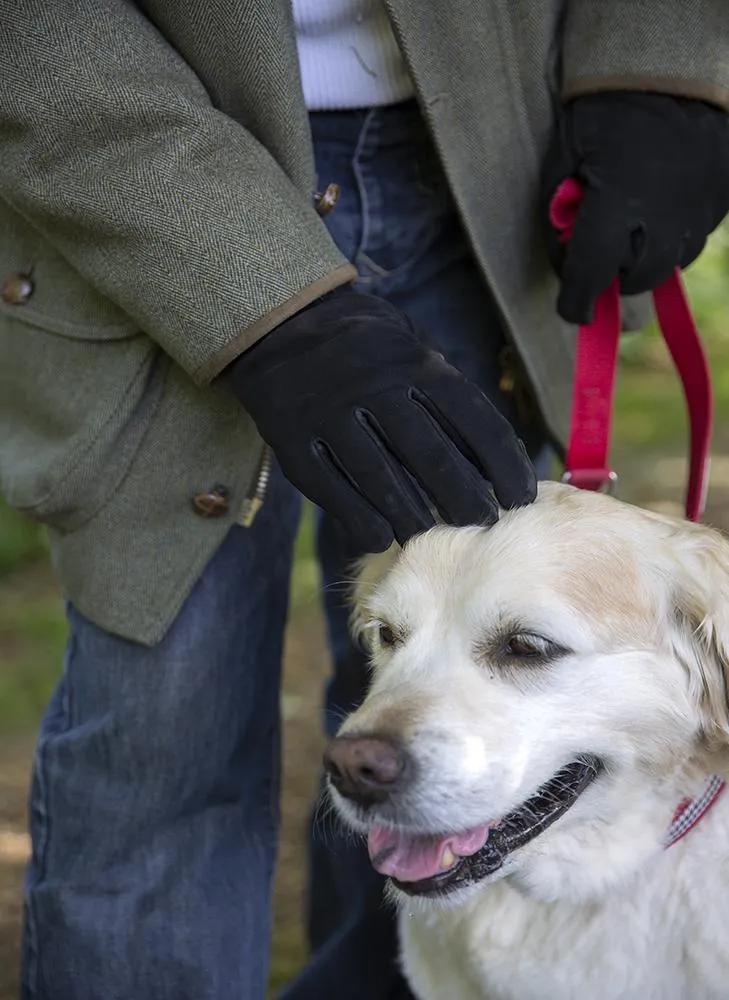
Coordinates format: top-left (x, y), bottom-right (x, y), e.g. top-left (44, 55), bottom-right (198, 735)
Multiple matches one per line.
top-left (441, 846), bottom-right (456, 869)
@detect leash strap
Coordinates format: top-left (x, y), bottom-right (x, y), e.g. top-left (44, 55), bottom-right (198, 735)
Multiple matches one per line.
top-left (549, 177), bottom-right (713, 522)
top-left (549, 178), bottom-right (724, 845)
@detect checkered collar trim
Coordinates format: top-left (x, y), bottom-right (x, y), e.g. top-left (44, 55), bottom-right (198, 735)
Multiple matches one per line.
top-left (664, 775), bottom-right (726, 849)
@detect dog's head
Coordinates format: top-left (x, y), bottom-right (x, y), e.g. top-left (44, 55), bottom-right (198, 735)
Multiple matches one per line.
top-left (324, 481), bottom-right (729, 907)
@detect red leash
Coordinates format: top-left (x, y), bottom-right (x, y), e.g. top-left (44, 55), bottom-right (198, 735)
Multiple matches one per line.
top-left (549, 177), bottom-right (713, 523)
top-left (550, 179), bottom-right (724, 844)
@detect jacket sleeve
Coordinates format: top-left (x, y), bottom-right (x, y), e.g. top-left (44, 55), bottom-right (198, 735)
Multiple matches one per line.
top-left (561, 0), bottom-right (729, 111)
top-left (0, 0), bottom-right (356, 383)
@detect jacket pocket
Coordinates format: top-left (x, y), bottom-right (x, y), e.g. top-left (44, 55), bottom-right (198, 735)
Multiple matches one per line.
top-left (0, 220), bottom-right (163, 530)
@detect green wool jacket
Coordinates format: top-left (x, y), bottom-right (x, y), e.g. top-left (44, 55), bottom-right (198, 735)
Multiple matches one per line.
top-left (1, 1), bottom-right (728, 645)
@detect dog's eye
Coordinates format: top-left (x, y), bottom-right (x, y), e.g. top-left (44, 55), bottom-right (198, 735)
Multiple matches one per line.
top-left (504, 633), bottom-right (552, 658)
top-left (378, 623), bottom-right (399, 647)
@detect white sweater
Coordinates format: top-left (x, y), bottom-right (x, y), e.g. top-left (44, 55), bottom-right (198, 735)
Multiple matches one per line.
top-left (291, 0), bottom-right (415, 110)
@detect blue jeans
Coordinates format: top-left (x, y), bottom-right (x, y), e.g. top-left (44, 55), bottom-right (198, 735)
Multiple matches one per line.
top-left (22, 102), bottom-right (548, 1000)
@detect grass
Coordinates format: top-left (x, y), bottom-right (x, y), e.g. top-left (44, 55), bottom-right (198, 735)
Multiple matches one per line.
top-left (0, 503), bottom-right (47, 579)
top-left (0, 569), bottom-right (66, 732)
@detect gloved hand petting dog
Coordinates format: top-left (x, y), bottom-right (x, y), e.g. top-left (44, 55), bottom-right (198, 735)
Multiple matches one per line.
top-left (227, 287), bottom-right (537, 552)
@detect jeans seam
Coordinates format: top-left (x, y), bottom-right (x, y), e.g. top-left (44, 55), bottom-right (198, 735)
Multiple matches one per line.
top-left (350, 108), bottom-right (445, 285)
top-left (24, 636), bottom-right (75, 999)
top-left (355, 241), bottom-right (439, 282)
top-left (351, 108), bottom-right (378, 265)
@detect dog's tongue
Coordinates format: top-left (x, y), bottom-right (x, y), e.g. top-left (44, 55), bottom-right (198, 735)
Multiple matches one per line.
top-left (367, 824), bottom-right (491, 882)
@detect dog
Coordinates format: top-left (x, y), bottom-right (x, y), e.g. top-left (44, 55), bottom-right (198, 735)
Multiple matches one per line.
top-left (324, 481), bottom-right (729, 1000)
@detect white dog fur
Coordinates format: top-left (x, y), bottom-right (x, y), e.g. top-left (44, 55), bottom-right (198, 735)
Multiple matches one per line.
top-left (329, 481), bottom-right (729, 1000)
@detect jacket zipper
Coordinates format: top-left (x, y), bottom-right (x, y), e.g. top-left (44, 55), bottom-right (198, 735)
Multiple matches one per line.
top-left (238, 444), bottom-right (272, 527)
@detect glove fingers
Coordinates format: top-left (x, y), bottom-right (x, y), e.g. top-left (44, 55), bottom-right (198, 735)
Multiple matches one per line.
top-left (556, 187), bottom-right (631, 324)
top-left (326, 420), bottom-right (438, 547)
top-left (619, 221), bottom-right (684, 296)
top-left (371, 404), bottom-right (500, 529)
top-left (286, 443), bottom-right (396, 553)
top-left (410, 382), bottom-right (537, 511)
top-left (679, 230), bottom-right (708, 272)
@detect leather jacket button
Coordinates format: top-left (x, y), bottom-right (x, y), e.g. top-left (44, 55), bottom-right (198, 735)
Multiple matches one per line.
top-left (2, 272), bottom-right (34, 305)
top-left (314, 183), bottom-right (340, 217)
top-left (191, 485), bottom-right (230, 518)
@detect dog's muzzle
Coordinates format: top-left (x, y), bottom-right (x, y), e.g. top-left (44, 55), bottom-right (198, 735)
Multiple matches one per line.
top-left (390, 755), bottom-right (602, 897)
top-left (325, 736), bottom-right (602, 899)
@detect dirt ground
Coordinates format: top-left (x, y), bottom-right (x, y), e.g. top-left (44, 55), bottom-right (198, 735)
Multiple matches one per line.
top-left (2, 452), bottom-right (729, 997)
top-left (0, 734), bottom-right (31, 998)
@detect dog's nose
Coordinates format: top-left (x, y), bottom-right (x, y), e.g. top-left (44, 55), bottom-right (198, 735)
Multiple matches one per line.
top-left (323, 734), bottom-right (409, 806)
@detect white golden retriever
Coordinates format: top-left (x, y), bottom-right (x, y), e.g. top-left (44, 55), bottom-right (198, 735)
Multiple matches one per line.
top-left (324, 481), bottom-right (729, 1000)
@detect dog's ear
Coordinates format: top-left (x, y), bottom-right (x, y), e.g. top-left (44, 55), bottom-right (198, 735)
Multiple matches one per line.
top-left (669, 522), bottom-right (729, 752)
top-left (349, 544), bottom-right (401, 647)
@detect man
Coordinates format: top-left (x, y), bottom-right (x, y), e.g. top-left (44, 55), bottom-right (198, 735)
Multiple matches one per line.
top-left (1, 3), bottom-right (728, 999)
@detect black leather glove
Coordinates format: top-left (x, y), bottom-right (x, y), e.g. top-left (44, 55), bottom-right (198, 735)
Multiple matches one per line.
top-left (542, 91), bottom-right (729, 324)
top-left (226, 288), bottom-right (536, 552)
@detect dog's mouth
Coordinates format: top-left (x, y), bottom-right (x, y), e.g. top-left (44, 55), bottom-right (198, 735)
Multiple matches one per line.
top-left (367, 754), bottom-right (602, 898)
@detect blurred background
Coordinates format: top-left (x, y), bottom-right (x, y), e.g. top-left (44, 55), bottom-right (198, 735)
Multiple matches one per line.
top-left (1, 227), bottom-right (729, 998)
